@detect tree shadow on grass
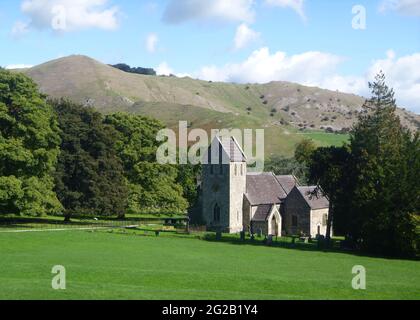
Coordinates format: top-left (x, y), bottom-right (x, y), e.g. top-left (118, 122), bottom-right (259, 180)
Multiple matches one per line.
top-left (0, 217), bottom-right (108, 229)
top-left (203, 233), bottom-right (335, 253)
top-left (201, 233), bottom-right (420, 261)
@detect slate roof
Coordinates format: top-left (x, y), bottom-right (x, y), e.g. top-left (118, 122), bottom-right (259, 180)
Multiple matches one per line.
top-left (297, 186), bottom-right (330, 210)
top-left (245, 173), bottom-right (287, 205)
top-left (220, 136), bottom-right (246, 162)
top-left (207, 136), bottom-right (246, 163)
top-left (252, 204), bottom-right (274, 222)
top-left (275, 175), bottom-right (299, 194)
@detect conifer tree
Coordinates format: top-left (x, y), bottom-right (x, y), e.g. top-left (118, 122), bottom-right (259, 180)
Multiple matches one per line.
top-left (53, 100), bottom-right (128, 220)
top-left (349, 71), bottom-right (418, 257)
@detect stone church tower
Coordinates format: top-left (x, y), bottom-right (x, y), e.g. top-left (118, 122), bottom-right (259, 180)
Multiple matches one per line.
top-left (202, 136), bottom-right (247, 233)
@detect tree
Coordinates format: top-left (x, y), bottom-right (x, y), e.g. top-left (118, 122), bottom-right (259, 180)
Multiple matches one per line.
top-left (0, 70), bottom-right (62, 216)
top-left (347, 71), bottom-right (419, 257)
top-left (110, 63), bottom-right (156, 76)
top-left (177, 164), bottom-right (201, 208)
top-left (104, 113), bottom-right (188, 215)
top-left (295, 139), bottom-right (317, 165)
top-left (309, 146), bottom-right (351, 244)
top-left (265, 156), bottom-right (309, 184)
top-left (307, 72), bottom-right (419, 257)
top-left (52, 100), bottom-right (128, 220)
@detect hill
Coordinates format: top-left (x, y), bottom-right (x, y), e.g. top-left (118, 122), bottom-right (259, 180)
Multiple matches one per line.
top-left (18, 55), bottom-right (419, 157)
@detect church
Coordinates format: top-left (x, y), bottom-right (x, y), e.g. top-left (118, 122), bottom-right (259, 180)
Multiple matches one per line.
top-left (199, 136), bottom-right (331, 238)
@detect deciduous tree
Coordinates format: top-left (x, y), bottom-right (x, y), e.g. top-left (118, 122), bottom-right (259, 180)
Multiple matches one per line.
top-left (104, 113), bottom-right (188, 215)
top-left (0, 70), bottom-right (62, 216)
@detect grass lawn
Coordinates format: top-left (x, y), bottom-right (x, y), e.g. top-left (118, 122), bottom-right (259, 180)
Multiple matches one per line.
top-left (0, 230), bottom-right (419, 300)
top-left (301, 132), bottom-right (350, 147)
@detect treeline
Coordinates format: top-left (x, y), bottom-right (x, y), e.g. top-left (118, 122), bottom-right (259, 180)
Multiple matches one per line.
top-left (110, 63), bottom-right (157, 76)
top-left (0, 70), bottom-right (197, 220)
top-left (301, 72), bottom-right (419, 258)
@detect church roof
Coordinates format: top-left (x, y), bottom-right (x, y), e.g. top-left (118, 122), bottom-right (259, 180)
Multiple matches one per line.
top-left (252, 204), bottom-right (274, 222)
top-left (220, 136), bottom-right (246, 162)
top-left (245, 173), bottom-right (287, 205)
top-left (206, 136), bottom-right (246, 163)
top-left (296, 186), bottom-right (330, 210)
top-left (275, 175), bottom-right (299, 194)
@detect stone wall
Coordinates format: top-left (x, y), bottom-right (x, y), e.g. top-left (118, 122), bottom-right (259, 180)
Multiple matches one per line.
top-left (202, 163), bottom-right (231, 232)
top-left (202, 161), bottom-right (246, 234)
top-left (229, 162), bottom-right (247, 233)
top-left (243, 197), bottom-right (252, 232)
top-left (310, 208), bottom-right (330, 238)
top-left (284, 187), bottom-right (311, 236)
top-left (251, 221), bottom-right (268, 236)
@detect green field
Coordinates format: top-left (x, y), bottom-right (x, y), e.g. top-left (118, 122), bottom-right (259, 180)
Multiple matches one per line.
top-left (0, 230), bottom-right (419, 300)
top-left (301, 132), bottom-right (350, 147)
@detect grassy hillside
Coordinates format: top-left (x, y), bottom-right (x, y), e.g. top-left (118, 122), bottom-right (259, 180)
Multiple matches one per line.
top-left (129, 102), bottom-right (348, 156)
top-left (18, 55), bottom-right (419, 157)
top-left (0, 230), bottom-right (418, 300)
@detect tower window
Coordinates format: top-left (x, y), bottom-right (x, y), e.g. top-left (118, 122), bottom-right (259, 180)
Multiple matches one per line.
top-left (219, 164), bottom-right (223, 175)
top-left (235, 164), bottom-right (238, 176)
top-left (214, 204), bottom-right (221, 222)
top-left (210, 165), bottom-right (214, 175)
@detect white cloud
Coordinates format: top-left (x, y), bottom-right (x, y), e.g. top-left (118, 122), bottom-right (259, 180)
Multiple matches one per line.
top-left (197, 47), bottom-right (343, 84)
top-left (5, 64), bottom-right (34, 69)
top-left (317, 75), bottom-right (367, 96)
top-left (146, 33), bottom-right (158, 53)
top-left (163, 0), bottom-right (255, 24)
top-left (234, 23), bottom-right (260, 50)
top-left (11, 21), bottom-right (30, 37)
top-left (379, 0), bottom-right (420, 16)
top-left (265, 0), bottom-right (306, 20)
top-left (319, 51), bottom-right (420, 112)
top-left (154, 63), bottom-right (191, 78)
top-left (193, 48), bottom-right (420, 112)
top-left (17, 0), bottom-right (119, 32)
top-left (365, 50), bottom-right (420, 111)
top-left (156, 62), bottom-right (174, 76)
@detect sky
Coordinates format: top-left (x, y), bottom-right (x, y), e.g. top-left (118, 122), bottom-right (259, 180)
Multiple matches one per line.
top-left (0, 0), bottom-right (419, 112)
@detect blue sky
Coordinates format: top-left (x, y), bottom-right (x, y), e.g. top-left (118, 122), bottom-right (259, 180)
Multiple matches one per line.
top-left (1, 0), bottom-right (419, 112)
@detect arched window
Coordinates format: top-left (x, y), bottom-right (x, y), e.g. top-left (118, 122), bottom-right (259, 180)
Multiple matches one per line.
top-left (235, 164), bottom-right (238, 176)
top-left (214, 204), bottom-right (221, 222)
